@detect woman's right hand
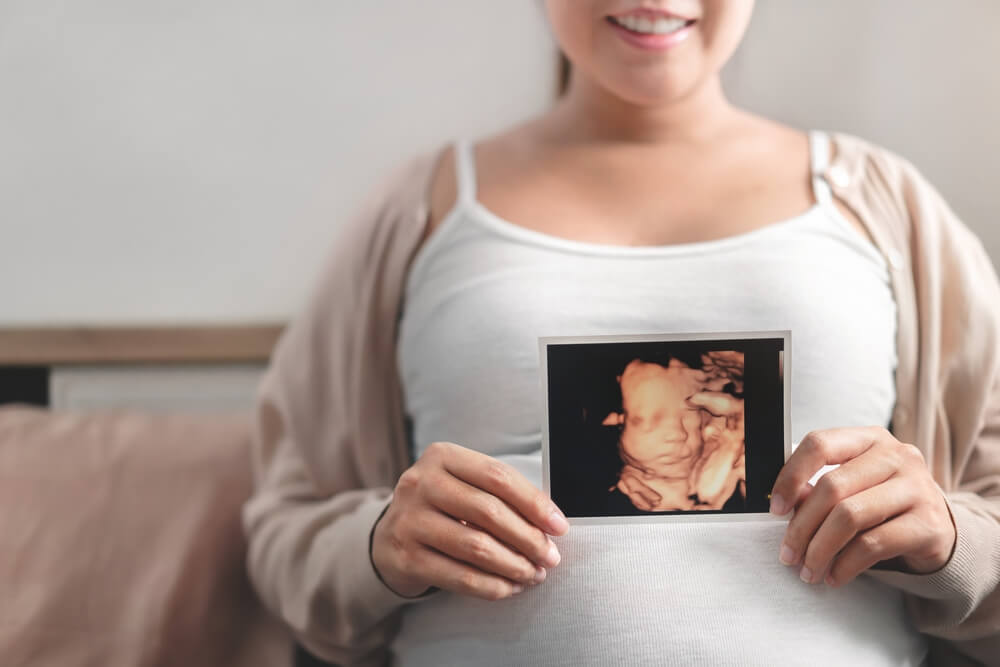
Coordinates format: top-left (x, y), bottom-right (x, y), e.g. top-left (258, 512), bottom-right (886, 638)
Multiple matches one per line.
top-left (371, 441), bottom-right (569, 600)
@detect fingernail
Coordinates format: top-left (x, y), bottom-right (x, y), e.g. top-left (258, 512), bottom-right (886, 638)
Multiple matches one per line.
top-left (779, 543), bottom-right (796, 566)
top-left (533, 567), bottom-right (547, 584)
top-left (799, 566), bottom-right (813, 584)
top-left (770, 494), bottom-right (788, 516)
top-left (548, 507), bottom-right (569, 535)
top-left (544, 542), bottom-right (561, 568)
top-left (511, 584), bottom-right (524, 595)
top-left (824, 573), bottom-right (835, 586)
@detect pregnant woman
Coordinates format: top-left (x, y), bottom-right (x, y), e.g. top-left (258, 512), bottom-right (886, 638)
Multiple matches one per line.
top-left (243, 1), bottom-right (1000, 665)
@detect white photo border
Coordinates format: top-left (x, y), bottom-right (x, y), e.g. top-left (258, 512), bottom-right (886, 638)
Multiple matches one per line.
top-left (539, 330), bottom-right (791, 525)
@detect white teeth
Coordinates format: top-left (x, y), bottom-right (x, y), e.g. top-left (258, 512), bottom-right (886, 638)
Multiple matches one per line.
top-left (613, 15), bottom-right (688, 35)
top-left (653, 18), bottom-right (673, 33)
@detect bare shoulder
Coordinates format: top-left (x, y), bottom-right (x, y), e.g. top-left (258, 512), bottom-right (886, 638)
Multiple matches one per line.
top-left (728, 113), bottom-right (806, 151)
top-left (424, 121), bottom-right (540, 236)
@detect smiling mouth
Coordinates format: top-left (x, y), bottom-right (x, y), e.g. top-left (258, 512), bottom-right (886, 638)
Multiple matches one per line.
top-left (606, 14), bottom-right (696, 36)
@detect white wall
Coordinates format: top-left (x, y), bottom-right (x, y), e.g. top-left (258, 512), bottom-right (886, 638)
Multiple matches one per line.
top-left (724, 0), bottom-right (1000, 260)
top-left (2, 0), bottom-right (997, 326)
top-left (0, 0), bottom-right (556, 325)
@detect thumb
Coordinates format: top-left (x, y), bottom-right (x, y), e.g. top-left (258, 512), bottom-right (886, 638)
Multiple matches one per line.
top-left (687, 391), bottom-right (742, 417)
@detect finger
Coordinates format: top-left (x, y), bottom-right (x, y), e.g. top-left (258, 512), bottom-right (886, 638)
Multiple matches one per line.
top-left (714, 350), bottom-right (744, 364)
top-left (779, 444), bottom-right (902, 566)
top-left (618, 479), bottom-right (651, 511)
top-left (409, 544), bottom-right (524, 601)
top-left (619, 474), bottom-right (658, 510)
top-left (796, 481), bottom-right (814, 506)
top-left (826, 513), bottom-right (923, 587)
top-left (770, 427), bottom-right (890, 515)
top-left (621, 467), bottom-right (662, 505)
top-left (603, 412), bottom-right (624, 426)
top-left (797, 477), bottom-right (915, 584)
top-left (618, 475), bottom-right (649, 510)
top-left (687, 391), bottom-right (742, 417)
top-left (700, 377), bottom-right (733, 392)
top-left (436, 443), bottom-right (569, 535)
top-left (425, 472), bottom-right (559, 568)
top-left (695, 448), bottom-right (742, 502)
top-left (415, 509), bottom-right (546, 586)
top-left (702, 350), bottom-right (744, 366)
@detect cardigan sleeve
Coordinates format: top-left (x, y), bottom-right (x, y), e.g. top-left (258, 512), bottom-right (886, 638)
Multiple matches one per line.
top-left (242, 153), bottom-right (436, 666)
top-left (863, 154), bottom-right (1000, 664)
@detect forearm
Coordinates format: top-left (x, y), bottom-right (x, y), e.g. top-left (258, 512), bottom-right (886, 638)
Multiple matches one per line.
top-left (243, 483), bottom-right (418, 665)
top-left (867, 492), bottom-right (1000, 644)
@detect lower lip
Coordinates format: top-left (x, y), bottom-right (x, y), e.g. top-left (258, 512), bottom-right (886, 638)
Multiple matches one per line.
top-left (607, 18), bottom-right (694, 51)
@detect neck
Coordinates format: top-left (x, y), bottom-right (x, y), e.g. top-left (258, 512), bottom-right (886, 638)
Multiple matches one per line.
top-left (547, 73), bottom-right (738, 145)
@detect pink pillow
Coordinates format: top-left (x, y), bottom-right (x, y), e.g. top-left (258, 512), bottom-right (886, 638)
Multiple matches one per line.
top-left (0, 406), bottom-right (291, 667)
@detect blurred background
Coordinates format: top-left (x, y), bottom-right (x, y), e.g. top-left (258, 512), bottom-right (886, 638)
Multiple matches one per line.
top-left (2, 0), bottom-right (998, 328)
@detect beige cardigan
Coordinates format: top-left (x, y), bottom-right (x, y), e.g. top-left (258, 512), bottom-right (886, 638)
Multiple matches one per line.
top-left (243, 134), bottom-right (1000, 666)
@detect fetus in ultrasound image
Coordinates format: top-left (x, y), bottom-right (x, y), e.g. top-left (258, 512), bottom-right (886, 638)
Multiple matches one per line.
top-left (601, 351), bottom-right (746, 511)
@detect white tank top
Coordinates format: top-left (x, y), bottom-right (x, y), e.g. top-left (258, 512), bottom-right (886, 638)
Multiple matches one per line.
top-left (393, 132), bottom-right (925, 666)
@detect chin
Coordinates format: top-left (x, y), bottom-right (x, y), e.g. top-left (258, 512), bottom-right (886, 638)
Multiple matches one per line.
top-left (600, 72), bottom-right (705, 107)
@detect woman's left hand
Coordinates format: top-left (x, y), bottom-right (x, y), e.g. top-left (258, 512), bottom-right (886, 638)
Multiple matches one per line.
top-left (769, 427), bottom-right (957, 587)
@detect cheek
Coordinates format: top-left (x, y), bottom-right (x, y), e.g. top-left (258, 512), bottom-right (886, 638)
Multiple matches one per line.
top-left (699, 0), bottom-right (755, 67)
top-left (544, 0), bottom-right (601, 69)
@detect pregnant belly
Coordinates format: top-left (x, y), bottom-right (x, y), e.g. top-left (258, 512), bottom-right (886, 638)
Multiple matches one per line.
top-left (391, 459), bottom-right (926, 667)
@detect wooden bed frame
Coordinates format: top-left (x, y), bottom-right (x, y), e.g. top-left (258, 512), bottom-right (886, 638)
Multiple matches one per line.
top-left (0, 324), bottom-right (284, 408)
top-left (0, 324), bottom-right (284, 365)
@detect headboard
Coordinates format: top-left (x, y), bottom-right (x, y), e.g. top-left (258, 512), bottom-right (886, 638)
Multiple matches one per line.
top-left (0, 324), bottom-right (284, 411)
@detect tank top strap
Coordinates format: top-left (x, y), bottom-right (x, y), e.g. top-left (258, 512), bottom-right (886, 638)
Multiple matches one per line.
top-left (453, 139), bottom-right (478, 203)
top-left (808, 130), bottom-right (835, 207)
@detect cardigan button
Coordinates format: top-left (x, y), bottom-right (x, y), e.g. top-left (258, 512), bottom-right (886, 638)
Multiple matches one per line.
top-left (827, 165), bottom-right (850, 189)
